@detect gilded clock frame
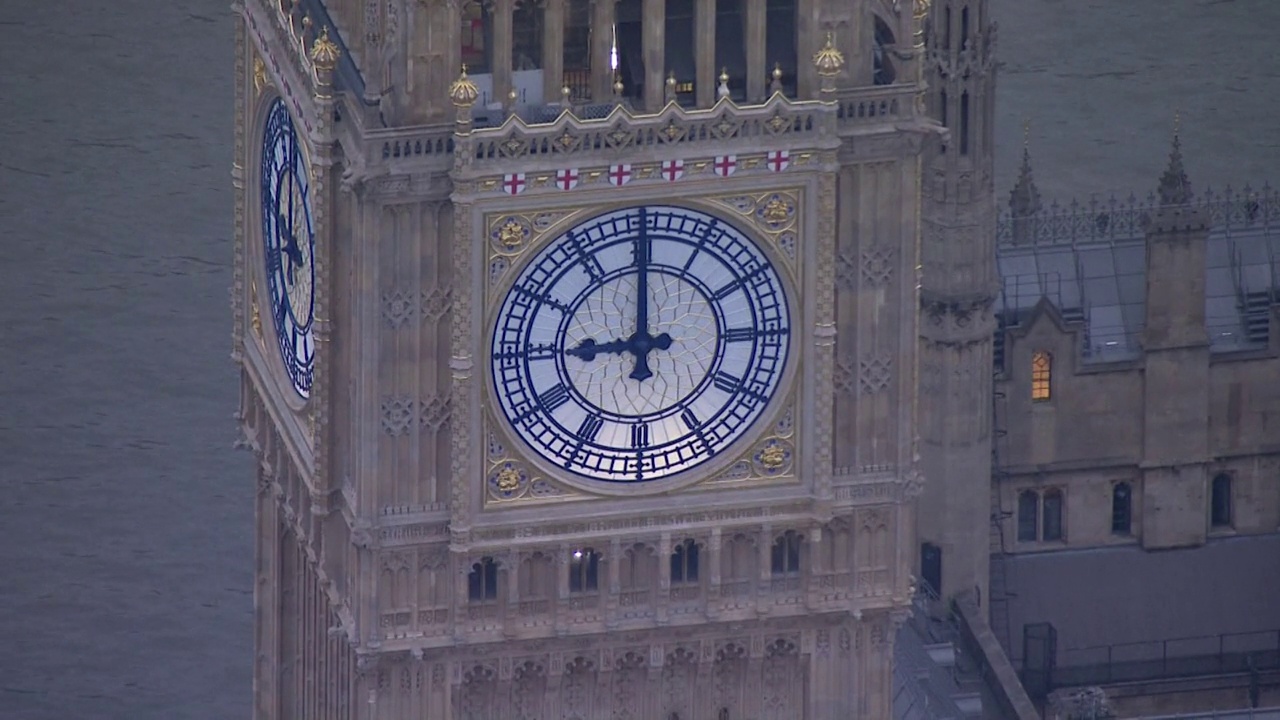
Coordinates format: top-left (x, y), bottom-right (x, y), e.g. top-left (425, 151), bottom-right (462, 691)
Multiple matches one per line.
top-left (478, 190), bottom-right (807, 503)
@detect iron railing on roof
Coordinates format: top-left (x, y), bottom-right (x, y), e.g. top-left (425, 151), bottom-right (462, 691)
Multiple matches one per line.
top-left (997, 182), bottom-right (1280, 248)
top-left (1050, 629), bottom-right (1280, 690)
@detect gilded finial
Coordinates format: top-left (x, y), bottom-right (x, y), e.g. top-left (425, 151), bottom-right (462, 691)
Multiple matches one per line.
top-left (613, 75), bottom-right (624, 97)
top-left (719, 67), bottom-right (729, 84)
top-left (309, 26), bottom-right (341, 69)
top-left (812, 32), bottom-right (845, 77)
top-left (717, 68), bottom-right (731, 99)
top-left (448, 64), bottom-right (480, 108)
top-left (561, 84), bottom-right (571, 102)
top-left (772, 62), bottom-right (783, 81)
top-left (667, 71), bottom-right (677, 88)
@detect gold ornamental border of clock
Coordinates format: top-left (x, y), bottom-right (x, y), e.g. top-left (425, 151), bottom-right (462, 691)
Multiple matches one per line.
top-left (477, 196), bottom-right (806, 506)
top-left (483, 188), bottom-right (805, 304)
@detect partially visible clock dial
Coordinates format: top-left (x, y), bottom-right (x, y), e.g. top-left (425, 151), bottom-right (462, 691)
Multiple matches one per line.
top-left (491, 205), bottom-right (792, 484)
top-left (259, 98), bottom-right (315, 399)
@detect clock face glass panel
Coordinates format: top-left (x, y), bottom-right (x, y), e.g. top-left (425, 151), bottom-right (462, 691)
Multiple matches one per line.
top-left (491, 205), bottom-right (791, 484)
top-left (259, 98), bottom-right (315, 398)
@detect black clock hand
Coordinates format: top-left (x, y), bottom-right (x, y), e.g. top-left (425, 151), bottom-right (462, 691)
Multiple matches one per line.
top-left (628, 212), bottom-right (659, 381)
top-left (565, 337), bottom-right (631, 362)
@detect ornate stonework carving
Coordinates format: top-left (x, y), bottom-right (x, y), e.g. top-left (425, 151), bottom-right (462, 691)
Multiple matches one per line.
top-left (834, 355), bottom-right (856, 396)
top-left (704, 190), bottom-right (802, 266)
top-left (381, 396), bottom-right (416, 436)
top-left (859, 355), bottom-right (893, 395)
top-left (861, 245), bottom-right (895, 286)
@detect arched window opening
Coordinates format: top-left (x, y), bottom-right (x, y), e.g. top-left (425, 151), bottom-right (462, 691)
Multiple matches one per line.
top-left (613, 0), bottom-right (646, 102)
top-left (1211, 474), bottom-right (1233, 528)
top-left (770, 531), bottom-right (802, 576)
top-left (460, 0), bottom-right (493, 75)
top-left (671, 539), bottom-right (700, 584)
top-left (1042, 489), bottom-right (1064, 541)
top-left (960, 5), bottom-right (970, 50)
top-left (1031, 350), bottom-right (1051, 401)
top-left (714, 0), bottom-right (747, 101)
top-left (622, 543), bottom-right (656, 590)
top-left (1017, 490), bottom-right (1039, 542)
top-left (467, 556), bottom-right (498, 601)
top-left (562, 0), bottom-right (592, 100)
top-left (944, 5), bottom-right (952, 50)
top-left (512, 0), bottom-right (545, 71)
top-left (1111, 482), bottom-right (1132, 535)
top-left (765, 0), bottom-right (797, 96)
top-left (959, 91), bottom-right (971, 154)
top-left (873, 16), bottom-right (897, 86)
top-left (664, 0), bottom-right (696, 103)
top-left (568, 548), bottom-right (600, 593)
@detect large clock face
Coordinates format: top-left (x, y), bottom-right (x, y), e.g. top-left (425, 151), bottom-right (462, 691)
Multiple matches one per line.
top-left (259, 98), bottom-right (315, 398)
top-left (491, 205), bottom-right (791, 484)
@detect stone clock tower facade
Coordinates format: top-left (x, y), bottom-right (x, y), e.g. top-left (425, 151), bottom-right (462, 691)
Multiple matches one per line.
top-left (232, 0), bottom-right (936, 717)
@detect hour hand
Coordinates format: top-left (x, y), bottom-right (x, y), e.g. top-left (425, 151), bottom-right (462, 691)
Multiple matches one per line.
top-left (565, 337), bottom-right (631, 362)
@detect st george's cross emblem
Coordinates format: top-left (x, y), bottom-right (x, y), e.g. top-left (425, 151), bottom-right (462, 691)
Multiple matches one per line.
top-left (607, 164), bottom-right (633, 187)
top-left (712, 154), bottom-right (737, 178)
top-left (502, 173), bottom-right (527, 195)
top-left (555, 168), bottom-right (580, 191)
top-left (660, 159), bottom-right (685, 182)
top-left (766, 150), bottom-right (790, 172)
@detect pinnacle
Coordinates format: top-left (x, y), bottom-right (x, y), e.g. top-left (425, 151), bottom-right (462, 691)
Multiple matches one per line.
top-left (1156, 125), bottom-right (1193, 207)
top-left (1009, 144), bottom-right (1041, 217)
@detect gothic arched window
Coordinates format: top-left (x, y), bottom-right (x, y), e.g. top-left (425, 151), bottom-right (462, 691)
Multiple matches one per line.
top-left (569, 548), bottom-right (600, 593)
top-left (1031, 350), bottom-right (1052, 401)
top-left (770, 531), bottom-right (802, 576)
top-left (511, 0), bottom-right (545, 71)
top-left (1111, 482), bottom-right (1132, 535)
top-left (765, 0), bottom-right (797, 95)
top-left (873, 16), bottom-right (897, 86)
top-left (1017, 490), bottom-right (1039, 542)
top-left (671, 539), bottom-right (700, 584)
top-left (467, 556), bottom-right (498, 601)
top-left (460, 0), bottom-right (493, 74)
top-left (1042, 489), bottom-right (1064, 541)
top-left (1211, 473), bottom-right (1233, 528)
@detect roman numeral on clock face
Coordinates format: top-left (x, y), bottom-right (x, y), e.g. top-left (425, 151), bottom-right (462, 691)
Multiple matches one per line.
top-left (630, 423), bottom-right (650, 449)
top-left (538, 384), bottom-right (571, 412)
top-left (576, 415), bottom-right (604, 442)
top-left (713, 371), bottom-right (742, 393)
top-left (723, 327), bottom-right (755, 342)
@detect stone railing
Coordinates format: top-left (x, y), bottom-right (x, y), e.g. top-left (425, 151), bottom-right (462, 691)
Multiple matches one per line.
top-left (344, 82), bottom-right (920, 173)
top-left (456, 93), bottom-right (838, 174)
top-left (832, 84), bottom-right (920, 129)
top-left (997, 181), bottom-right (1279, 247)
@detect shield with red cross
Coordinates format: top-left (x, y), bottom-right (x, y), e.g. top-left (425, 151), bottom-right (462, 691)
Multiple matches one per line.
top-left (766, 150), bottom-right (790, 172)
top-left (607, 164), bottom-right (633, 187)
top-left (502, 173), bottom-right (527, 196)
top-left (555, 168), bottom-right (580, 191)
top-left (712, 155), bottom-right (737, 178)
top-left (660, 159), bottom-right (684, 182)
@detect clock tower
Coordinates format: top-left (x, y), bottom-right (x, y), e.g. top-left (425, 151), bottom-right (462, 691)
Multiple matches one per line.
top-left (233, 0), bottom-right (936, 717)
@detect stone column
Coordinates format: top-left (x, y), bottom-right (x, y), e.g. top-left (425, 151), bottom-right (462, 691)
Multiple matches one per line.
top-left (744, 0), bottom-right (766, 101)
top-left (694, 0), bottom-right (715, 107)
top-left (493, 0), bottom-right (515, 106)
top-left (543, 0), bottom-right (566, 101)
top-left (707, 528), bottom-right (722, 617)
top-left (590, 0), bottom-right (616, 101)
top-left (642, 0), bottom-right (666, 110)
top-left (657, 533), bottom-right (672, 623)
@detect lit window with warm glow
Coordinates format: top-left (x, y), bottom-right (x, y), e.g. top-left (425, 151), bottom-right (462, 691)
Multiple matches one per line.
top-left (1031, 351), bottom-right (1052, 401)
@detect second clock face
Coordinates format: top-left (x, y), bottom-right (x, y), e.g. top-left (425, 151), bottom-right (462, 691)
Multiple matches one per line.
top-left (491, 205), bottom-right (791, 484)
top-left (260, 98), bottom-right (315, 399)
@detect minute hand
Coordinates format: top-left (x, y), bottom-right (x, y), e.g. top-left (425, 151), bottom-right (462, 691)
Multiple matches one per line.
top-left (627, 219), bottom-right (660, 381)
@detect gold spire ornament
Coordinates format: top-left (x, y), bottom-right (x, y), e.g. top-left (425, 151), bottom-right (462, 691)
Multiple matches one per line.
top-left (449, 64), bottom-right (480, 108)
top-left (812, 33), bottom-right (845, 77)
top-left (770, 62), bottom-right (784, 94)
top-left (613, 75), bottom-right (624, 98)
top-left (717, 67), bottom-right (730, 99)
top-left (308, 26), bottom-right (341, 70)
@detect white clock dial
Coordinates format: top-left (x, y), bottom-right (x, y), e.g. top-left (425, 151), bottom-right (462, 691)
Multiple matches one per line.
top-left (491, 205), bottom-right (791, 484)
top-left (259, 98), bottom-right (315, 398)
